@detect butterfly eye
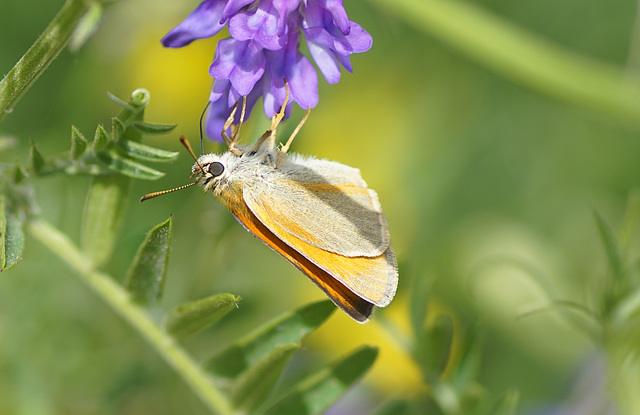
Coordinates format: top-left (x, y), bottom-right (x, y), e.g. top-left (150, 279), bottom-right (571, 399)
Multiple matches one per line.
top-left (208, 162), bottom-right (225, 177)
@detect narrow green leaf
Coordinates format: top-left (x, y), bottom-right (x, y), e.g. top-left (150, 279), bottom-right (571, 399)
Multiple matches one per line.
top-left (124, 217), bottom-right (172, 305)
top-left (82, 175), bottom-right (130, 267)
top-left (13, 162), bottom-right (26, 184)
top-left (118, 140), bottom-right (179, 162)
top-left (594, 211), bottom-right (623, 280)
top-left (70, 125), bottom-right (88, 159)
top-left (133, 121), bottom-right (177, 135)
top-left (0, 196), bottom-right (23, 271)
top-left (206, 300), bottom-right (335, 378)
top-left (231, 343), bottom-right (299, 412)
top-left (410, 266), bottom-right (432, 339)
top-left (620, 189), bottom-right (640, 251)
top-left (452, 326), bottom-right (485, 390)
top-left (29, 140), bottom-right (44, 173)
top-left (93, 124), bottom-right (108, 152)
top-left (107, 92), bottom-right (137, 112)
top-left (115, 89), bottom-right (149, 128)
top-left (111, 117), bottom-right (125, 141)
top-left (2, 213), bottom-right (24, 271)
top-left (489, 388), bottom-right (519, 415)
top-left (262, 346), bottom-right (378, 415)
top-left (69, 1), bottom-right (102, 52)
top-left (166, 293), bottom-right (240, 338)
top-left (97, 151), bottom-right (165, 180)
top-left (415, 314), bottom-right (453, 383)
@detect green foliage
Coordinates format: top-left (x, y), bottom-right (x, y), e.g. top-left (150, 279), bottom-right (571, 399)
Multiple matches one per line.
top-left (261, 346), bottom-right (378, 415)
top-left (124, 216), bottom-right (172, 304)
top-left (165, 293), bottom-right (240, 339)
top-left (28, 139), bottom-right (44, 174)
top-left (230, 342), bottom-right (299, 412)
top-left (82, 175), bottom-right (130, 267)
top-left (415, 314), bottom-right (453, 383)
top-left (206, 300), bottom-right (335, 378)
top-left (0, 194), bottom-right (23, 271)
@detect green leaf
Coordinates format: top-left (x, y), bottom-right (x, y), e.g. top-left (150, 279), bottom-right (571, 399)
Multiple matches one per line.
top-left (107, 92), bottom-right (137, 112)
top-left (594, 211), bottom-right (623, 280)
top-left (230, 342), bottom-right (299, 412)
top-left (124, 217), bottom-right (172, 305)
top-left (165, 293), bottom-right (240, 338)
top-left (3, 213), bottom-right (24, 271)
top-left (452, 327), bottom-right (485, 389)
top-left (619, 189), bottom-right (640, 251)
top-left (206, 300), bottom-right (335, 378)
top-left (13, 162), bottom-right (26, 184)
top-left (415, 314), bottom-right (453, 383)
top-left (117, 139), bottom-right (179, 162)
top-left (0, 196), bottom-right (24, 271)
top-left (69, 1), bottom-right (102, 52)
top-left (93, 124), bottom-right (108, 152)
top-left (489, 388), bottom-right (519, 415)
top-left (81, 175), bottom-right (130, 267)
top-left (29, 139), bottom-right (44, 173)
top-left (111, 117), bottom-right (125, 141)
top-left (261, 346), bottom-right (378, 415)
top-left (97, 151), bottom-right (165, 180)
top-left (115, 89), bottom-right (149, 128)
top-left (133, 121), bottom-right (177, 135)
top-left (410, 265), bottom-right (432, 339)
top-left (70, 125), bottom-right (88, 159)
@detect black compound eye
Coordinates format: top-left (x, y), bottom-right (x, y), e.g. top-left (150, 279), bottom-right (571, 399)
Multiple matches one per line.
top-left (208, 161), bottom-right (225, 177)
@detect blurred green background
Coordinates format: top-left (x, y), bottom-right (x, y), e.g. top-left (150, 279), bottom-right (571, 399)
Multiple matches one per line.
top-left (1, 0), bottom-right (639, 413)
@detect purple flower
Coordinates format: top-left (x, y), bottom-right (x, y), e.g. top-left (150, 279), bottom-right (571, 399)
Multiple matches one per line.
top-left (162, 0), bottom-right (372, 141)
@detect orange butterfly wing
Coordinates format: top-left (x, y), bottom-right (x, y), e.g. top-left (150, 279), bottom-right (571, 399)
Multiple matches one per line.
top-left (220, 191), bottom-right (375, 322)
top-left (242, 179), bottom-right (398, 308)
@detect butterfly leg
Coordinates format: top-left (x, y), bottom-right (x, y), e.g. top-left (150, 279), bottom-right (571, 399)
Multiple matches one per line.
top-left (253, 80), bottom-right (291, 154)
top-left (220, 101), bottom-right (238, 146)
top-left (221, 97), bottom-right (247, 156)
top-left (278, 107), bottom-right (310, 156)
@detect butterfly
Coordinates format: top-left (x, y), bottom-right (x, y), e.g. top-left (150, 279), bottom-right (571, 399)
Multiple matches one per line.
top-left (142, 85), bottom-right (398, 322)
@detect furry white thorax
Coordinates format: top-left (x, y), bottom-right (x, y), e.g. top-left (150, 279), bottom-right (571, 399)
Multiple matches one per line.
top-left (191, 143), bottom-right (324, 196)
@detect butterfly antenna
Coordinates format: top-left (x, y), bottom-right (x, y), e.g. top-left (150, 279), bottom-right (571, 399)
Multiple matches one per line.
top-left (199, 101), bottom-right (211, 155)
top-left (140, 182), bottom-right (197, 202)
top-left (180, 135), bottom-right (205, 172)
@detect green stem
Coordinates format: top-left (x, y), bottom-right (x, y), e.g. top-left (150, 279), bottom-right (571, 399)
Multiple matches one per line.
top-left (369, 0), bottom-right (640, 128)
top-left (0, 0), bottom-right (91, 122)
top-left (27, 218), bottom-right (235, 415)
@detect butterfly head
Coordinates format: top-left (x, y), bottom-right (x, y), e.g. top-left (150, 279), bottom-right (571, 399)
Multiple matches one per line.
top-left (191, 154), bottom-right (230, 193)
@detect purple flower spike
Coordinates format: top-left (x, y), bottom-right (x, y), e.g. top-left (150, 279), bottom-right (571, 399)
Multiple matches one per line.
top-left (163, 0), bottom-right (371, 141)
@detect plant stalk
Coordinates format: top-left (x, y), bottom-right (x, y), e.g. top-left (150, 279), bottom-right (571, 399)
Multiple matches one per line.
top-left (0, 0), bottom-right (91, 122)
